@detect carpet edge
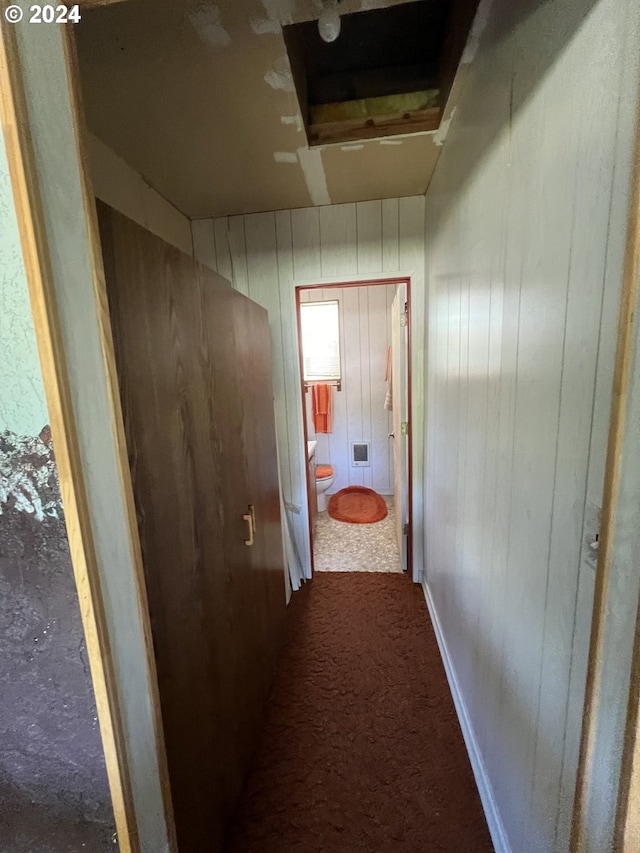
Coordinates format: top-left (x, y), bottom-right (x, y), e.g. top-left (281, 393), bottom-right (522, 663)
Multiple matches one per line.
top-left (422, 579), bottom-right (512, 853)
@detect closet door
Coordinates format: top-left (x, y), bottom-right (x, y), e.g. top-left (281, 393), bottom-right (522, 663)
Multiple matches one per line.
top-left (97, 202), bottom-right (286, 852)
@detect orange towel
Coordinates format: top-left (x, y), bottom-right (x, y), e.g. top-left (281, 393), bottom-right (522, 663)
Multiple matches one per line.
top-left (311, 383), bottom-right (333, 434)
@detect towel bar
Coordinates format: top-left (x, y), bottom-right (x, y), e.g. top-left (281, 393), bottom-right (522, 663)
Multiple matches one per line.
top-left (304, 380), bottom-right (342, 393)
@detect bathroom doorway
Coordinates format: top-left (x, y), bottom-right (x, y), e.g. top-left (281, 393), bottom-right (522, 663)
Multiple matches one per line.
top-left (296, 279), bottom-right (412, 576)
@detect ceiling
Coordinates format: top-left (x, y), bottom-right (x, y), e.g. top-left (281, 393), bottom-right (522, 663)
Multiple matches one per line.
top-left (76, 0), bottom-right (446, 219)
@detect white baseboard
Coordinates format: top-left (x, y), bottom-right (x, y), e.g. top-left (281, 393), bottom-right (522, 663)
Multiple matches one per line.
top-left (422, 580), bottom-right (511, 853)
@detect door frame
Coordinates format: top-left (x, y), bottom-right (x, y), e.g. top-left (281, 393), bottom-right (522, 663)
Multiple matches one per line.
top-left (0, 18), bottom-right (175, 852)
top-left (295, 276), bottom-right (413, 578)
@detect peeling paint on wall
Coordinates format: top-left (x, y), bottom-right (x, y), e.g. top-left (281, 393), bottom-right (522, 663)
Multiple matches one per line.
top-left (188, 3), bottom-right (231, 48)
top-left (433, 107), bottom-right (456, 147)
top-left (274, 151), bottom-right (299, 163)
top-left (251, 0), bottom-right (295, 34)
top-left (264, 56), bottom-right (295, 91)
top-left (0, 428), bottom-right (62, 522)
top-left (281, 114), bottom-right (303, 131)
top-left (296, 146), bottom-right (331, 206)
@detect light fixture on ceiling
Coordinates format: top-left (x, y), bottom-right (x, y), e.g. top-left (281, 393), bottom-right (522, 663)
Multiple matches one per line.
top-left (318, 0), bottom-right (342, 43)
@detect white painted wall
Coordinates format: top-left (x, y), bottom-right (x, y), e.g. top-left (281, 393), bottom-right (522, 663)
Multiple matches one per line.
top-left (422, 0), bottom-right (640, 851)
top-left (300, 284), bottom-right (395, 495)
top-left (192, 197), bottom-right (425, 579)
top-left (88, 133), bottom-right (192, 256)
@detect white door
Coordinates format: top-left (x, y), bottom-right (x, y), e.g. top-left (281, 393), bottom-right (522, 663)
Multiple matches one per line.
top-left (391, 285), bottom-right (409, 572)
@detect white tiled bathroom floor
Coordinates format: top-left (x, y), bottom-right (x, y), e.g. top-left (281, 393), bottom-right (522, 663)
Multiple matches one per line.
top-left (313, 496), bottom-right (402, 573)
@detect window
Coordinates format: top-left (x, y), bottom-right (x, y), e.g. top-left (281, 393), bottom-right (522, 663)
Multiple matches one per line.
top-left (300, 300), bottom-right (341, 382)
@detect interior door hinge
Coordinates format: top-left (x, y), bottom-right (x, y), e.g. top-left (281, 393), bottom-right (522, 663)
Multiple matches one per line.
top-left (400, 305), bottom-right (408, 327)
top-left (401, 421), bottom-right (409, 435)
top-left (403, 522), bottom-right (410, 536)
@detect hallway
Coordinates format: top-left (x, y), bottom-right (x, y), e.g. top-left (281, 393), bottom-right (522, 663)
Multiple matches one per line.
top-left (225, 574), bottom-right (493, 853)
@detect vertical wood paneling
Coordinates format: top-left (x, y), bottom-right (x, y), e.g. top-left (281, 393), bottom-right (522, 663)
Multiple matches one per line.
top-left (341, 286), bottom-right (362, 488)
top-left (359, 288), bottom-right (372, 489)
top-left (243, 215), bottom-right (292, 530)
top-left (326, 287), bottom-right (346, 480)
top-left (319, 203), bottom-right (357, 279)
top-left (497, 72), bottom-right (570, 844)
top-left (356, 200), bottom-right (382, 274)
top-left (423, 0), bottom-right (640, 850)
top-left (244, 213), bottom-right (277, 308)
top-left (386, 286), bottom-right (396, 488)
top-left (467, 91), bottom-right (510, 799)
top-left (454, 276), bottom-right (471, 698)
top-left (274, 210), bottom-right (312, 579)
top-left (191, 219), bottom-right (216, 271)
top-left (274, 212), bottom-right (295, 500)
top-left (227, 216), bottom-right (248, 296)
top-left (194, 197), bottom-right (425, 578)
top-left (569, 5), bottom-right (640, 848)
top-left (529, 22), bottom-right (622, 846)
top-left (213, 217), bottom-right (232, 283)
top-left (382, 198), bottom-right (400, 272)
top-left (463, 181), bottom-right (491, 745)
top-left (291, 208), bottom-right (321, 281)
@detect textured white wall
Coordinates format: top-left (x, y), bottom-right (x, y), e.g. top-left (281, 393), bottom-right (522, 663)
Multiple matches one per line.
top-left (300, 284), bottom-right (395, 495)
top-left (0, 132), bottom-right (47, 435)
top-left (422, 0), bottom-right (640, 850)
top-left (192, 197), bottom-right (425, 579)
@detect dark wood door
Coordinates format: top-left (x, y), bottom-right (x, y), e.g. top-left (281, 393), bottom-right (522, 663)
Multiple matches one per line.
top-left (97, 202), bottom-right (287, 852)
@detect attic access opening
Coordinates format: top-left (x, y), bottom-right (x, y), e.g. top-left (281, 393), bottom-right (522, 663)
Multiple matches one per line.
top-left (283, 0), bottom-right (481, 147)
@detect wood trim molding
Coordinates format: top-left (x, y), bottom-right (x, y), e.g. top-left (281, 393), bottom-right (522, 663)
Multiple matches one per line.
top-left (612, 90), bottom-right (640, 853)
top-left (0, 15), bottom-right (137, 852)
top-left (61, 27), bottom-right (178, 852)
top-left (308, 108), bottom-right (442, 147)
top-left (616, 602), bottom-right (640, 850)
top-left (571, 80), bottom-right (640, 853)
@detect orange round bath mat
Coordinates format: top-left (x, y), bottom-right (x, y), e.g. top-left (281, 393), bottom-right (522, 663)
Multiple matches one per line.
top-left (328, 486), bottom-right (388, 524)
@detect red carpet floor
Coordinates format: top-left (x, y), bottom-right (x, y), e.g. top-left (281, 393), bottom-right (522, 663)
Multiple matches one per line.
top-left (224, 573), bottom-right (494, 853)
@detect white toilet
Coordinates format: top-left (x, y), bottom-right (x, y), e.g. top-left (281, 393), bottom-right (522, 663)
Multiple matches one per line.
top-left (315, 464), bottom-right (335, 512)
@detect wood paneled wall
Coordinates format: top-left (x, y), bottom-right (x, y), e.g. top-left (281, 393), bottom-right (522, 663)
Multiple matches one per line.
top-left (192, 198), bottom-right (425, 580)
top-left (300, 285), bottom-right (395, 496)
top-left (423, 0), bottom-right (640, 851)
top-left (99, 202), bottom-right (287, 851)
